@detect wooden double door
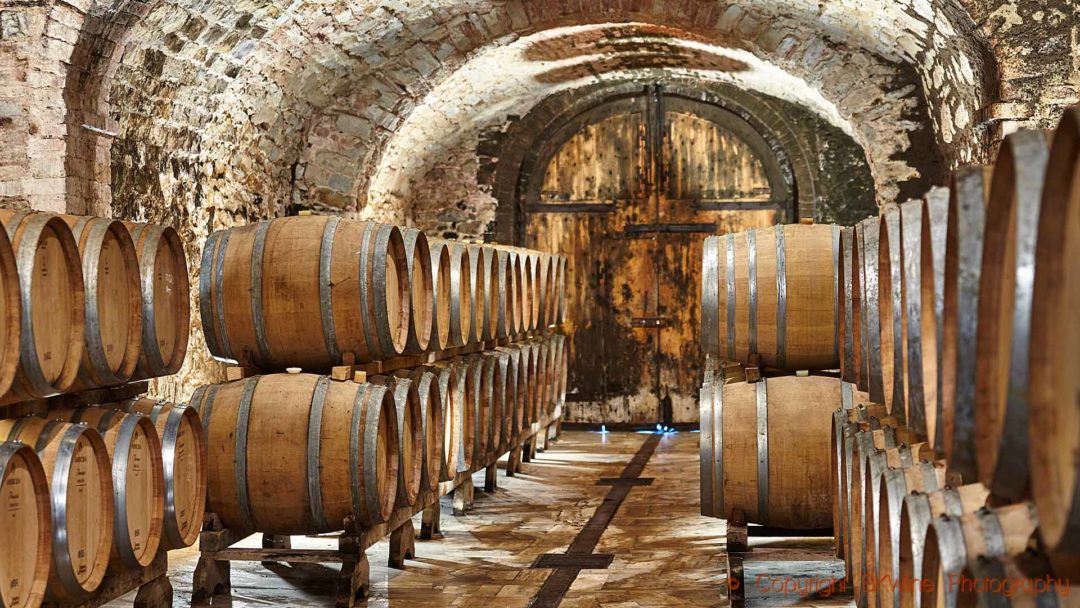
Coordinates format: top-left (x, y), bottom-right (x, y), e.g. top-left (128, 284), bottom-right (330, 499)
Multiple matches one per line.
top-left (524, 86), bottom-right (789, 424)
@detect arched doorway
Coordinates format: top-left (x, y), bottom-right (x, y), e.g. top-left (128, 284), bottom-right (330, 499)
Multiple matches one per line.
top-left (522, 84), bottom-right (796, 424)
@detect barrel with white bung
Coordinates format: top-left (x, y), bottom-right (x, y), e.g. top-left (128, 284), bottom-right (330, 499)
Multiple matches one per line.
top-left (200, 217), bottom-right (411, 369)
top-left (0, 418), bottom-right (113, 599)
top-left (702, 224), bottom-right (841, 371)
top-left (0, 226), bottom-right (20, 399)
top-left (1030, 107), bottom-right (1080, 561)
top-left (974, 129), bottom-right (1051, 503)
top-left (0, 441), bottom-right (50, 608)
top-left (62, 216), bottom-right (142, 389)
top-left (369, 375), bottom-right (424, 507)
top-left (0, 210), bottom-right (85, 403)
top-left (124, 223), bottom-right (190, 380)
top-left (53, 407), bottom-right (164, 569)
top-left (104, 398), bottom-right (206, 549)
top-left (191, 375), bottom-right (399, 532)
top-left (940, 165), bottom-right (992, 484)
top-left (699, 374), bottom-right (838, 528)
top-left (401, 228), bottom-right (433, 355)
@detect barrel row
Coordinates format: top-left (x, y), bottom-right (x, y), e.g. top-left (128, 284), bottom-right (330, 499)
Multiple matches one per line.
top-left (828, 106), bottom-right (1080, 607)
top-left (0, 211), bottom-right (189, 405)
top-left (832, 387), bottom-right (1074, 608)
top-left (199, 216), bottom-right (568, 373)
top-left (190, 332), bottom-right (568, 536)
top-left (0, 400), bottom-right (205, 605)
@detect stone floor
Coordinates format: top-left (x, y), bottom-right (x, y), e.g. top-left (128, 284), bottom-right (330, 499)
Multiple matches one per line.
top-left (109, 430), bottom-right (853, 607)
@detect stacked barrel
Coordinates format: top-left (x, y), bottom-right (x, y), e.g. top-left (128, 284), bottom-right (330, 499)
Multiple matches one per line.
top-left (0, 212), bottom-right (204, 607)
top-left (831, 108), bottom-right (1080, 607)
top-left (194, 215), bottom-right (569, 539)
top-left (699, 223), bottom-right (845, 528)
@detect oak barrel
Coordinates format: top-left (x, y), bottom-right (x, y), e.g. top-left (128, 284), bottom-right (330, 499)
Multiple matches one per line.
top-left (465, 245), bottom-right (486, 344)
top-left (0, 441), bottom-right (50, 608)
top-left (911, 189), bottom-right (949, 451)
top-left (369, 376), bottom-right (425, 508)
top-left (427, 238), bottom-right (453, 352)
top-left (940, 165), bottom-right (992, 485)
top-left (53, 407), bottom-right (164, 569)
top-left (703, 224), bottom-right (841, 371)
top-left (192, 375), bottom-right (399, 532)
top-left (124, 223), bottom-right (190, 380)
top-left (974, 129), bottom-right (1051, 502)
top-left (499, 344), bottom-right (525, 443)
top-left (401, 228), bottom-right (433, 355)
top-left (0, 418), bottom-right (113, 600)
top-left (1030, 107), bottom-right (1080, 559)
top-left (104, 398), bottom-right (206, 549)
top-left (461, 355), bottom-right (491, 471)
top-left (416, 364), bottom-right (458, 481)
top-left (699, 374), bottom-right (839, 528)
top-left (434, 357), bottom-right (475, 474)
top-left (200, 217), bottom-right (410, 369)
top-left (489, 350), bottom-right (511, 454)
top-left (439, 240), bottom-right (473, 347)
top-left (858, 219), bottom-right (886, 402)
top-left (63, 217), bottom-right (142, 389)
top-left (0, 211), bottom-right (85, 403)
top-left (839, 228), bottom-right (859, 385)
top-left (388, 371), bottom-right (444, 495)
top-left (0, 226), bottom-right (20, 399)
top-left (479, 246), bottom-right (502, 341)
top-left (878, 205), bottom-right (907, 418)
top-left (829, 385), bottom-right (879, 561)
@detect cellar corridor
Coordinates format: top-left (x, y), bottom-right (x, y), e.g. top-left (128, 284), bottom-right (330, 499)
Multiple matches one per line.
top-left (104, 431), bottom-right (838, 607)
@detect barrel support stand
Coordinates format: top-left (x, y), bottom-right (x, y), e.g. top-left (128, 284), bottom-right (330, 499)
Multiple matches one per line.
top-left (484, 463), bottom-right (499, 492)
top-left (507, 445), bottom-right (523, 476)
top-left (46, 548), bottom-right (172, 608)
top-left (387, 519), bottom-right (416, 569)
top-left (420, 498), bottom-right (442, 539)
top-left (725, 508), bottom-right (748, 608)
top-left (453, 476), bottom-right (474, 515)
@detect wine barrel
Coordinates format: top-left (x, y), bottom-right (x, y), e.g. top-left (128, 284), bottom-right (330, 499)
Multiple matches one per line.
top-left (498, 344), bottom-right (525, 444)
top-left (435, 240), bottom-right (472, 347)
top-left (0, 441), bottom-right (50, 608)
top-left (124, 223), bottom-right (190, 380)
top-left (552, 333), bottom-right (568, 413)
top-left (921, 502), bottom-right (1040, 608)
top-left (538, 254), bottom-right (555, 329)
top-left (427, 239), bottom-right (453, 352)
top-left (913, 189), bottom-right (949, 451)
top-left (520, 342), bottom-right (538, 429)
top-left (0, 418), bottom-right (113, 599)
top-left (401, 228), bottom-right (433, 355)
top-left (873, 446), bottom-right (945, 608)
top-left (367, 375), bottom-right (423, 509)
top-left (850, 425), bottom-right (901, 605)
top-left (556, 255), bottom-right (568, 326)
top-left (896, 483), bottom-right (989, 608)
top-left (434, 358), bottom-right (476, 474)
top-left (859, 219), bottom-right (886, 402)
top-left (492, 249), bottom-right (516, 339)
top-left (479, 247), bottom-right (502, 341)
top-left (528, 252), bottom-right (542, 331)
top-left (104, 399), bottom-right (206, 549)
top-left (878, 205), bottom-right (907, 418)
top-left (459, 355), bottom-right (492, 470)
top-left (1030, 107), bottom-right (1080, 560)
top-left (416, 365), bottom-right (458, 481)
top-left (489, 350), bottom-right (511, 454)
top-left (0, 211), bottom-right (85, 403)
top-left (519, 254), bottom-right (534, 333)
top-left (974, 129), bottom-right (1052, 503)
top-left (704, 224), bottom-right (842, 371)
top-left (839, 228), bottom-right (859, 384)
top-left (699, 374), bottom-right (839, 528)
top-left (465, 245), bottom-right (486, 344)
top-left (0, 226), bottom-right (20, 401)
top-left (64, 217), bottom-right (142, 388)
top-left (940, 165), bottom-right (992, 485)
top-left (191, 375), bottom-right (399, 532)
top-left (390, 369), bottom-right (444, 494)
top-left (53, 407), bottom-right (164, 569)
top-left (200, 217), bottom-right (411, 369)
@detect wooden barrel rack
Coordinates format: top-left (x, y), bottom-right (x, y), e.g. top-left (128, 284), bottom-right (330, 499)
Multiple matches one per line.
top-left (191, 332), bottom-right (566, 608)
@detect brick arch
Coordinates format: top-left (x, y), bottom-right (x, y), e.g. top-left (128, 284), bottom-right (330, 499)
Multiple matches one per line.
top-left (487, 79), bottom-right (838, 243)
